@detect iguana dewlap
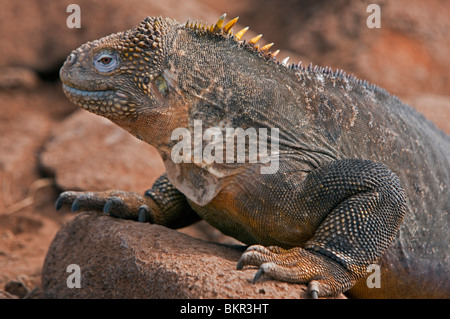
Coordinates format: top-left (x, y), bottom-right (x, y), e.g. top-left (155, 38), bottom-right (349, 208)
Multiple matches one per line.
top-left (56, 14), bottom-right (450, 298)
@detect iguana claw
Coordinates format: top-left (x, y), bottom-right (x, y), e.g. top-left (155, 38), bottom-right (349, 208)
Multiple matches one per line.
top-left (251, 263), bottom-right (278, 284)
top-left (103, 196), bottom-right (124, 214)
top-left (71, 199), bottom-right (80, 212)
top-left (138, 205), bottom-right (153, 223)
top-left (236, 258), bottom-right (245, 271)
top-left (252, 267), bottom-right (265, 284)
top-left (55, 196), bottom-right (64, 211)
top-left (308, 281), bottom-right (319, 299)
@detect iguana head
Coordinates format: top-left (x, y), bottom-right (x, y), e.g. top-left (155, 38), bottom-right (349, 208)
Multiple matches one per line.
top-left (60, 17), bottom-right (181, 141)
top-left (60, 14), bottom-right (284, 147)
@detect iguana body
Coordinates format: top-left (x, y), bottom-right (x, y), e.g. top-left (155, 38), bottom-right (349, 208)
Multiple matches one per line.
top-left (57, 15), bottom-right (449, 298)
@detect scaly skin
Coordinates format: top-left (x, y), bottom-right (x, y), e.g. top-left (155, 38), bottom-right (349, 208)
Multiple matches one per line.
top-left (57, 15), bottom-right (450, 298)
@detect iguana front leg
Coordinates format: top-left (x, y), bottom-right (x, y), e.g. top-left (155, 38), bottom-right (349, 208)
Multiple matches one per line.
top-left (55, 174), bottom-right (201, 228)
top-left (235, 159), bottom-right (407, 297)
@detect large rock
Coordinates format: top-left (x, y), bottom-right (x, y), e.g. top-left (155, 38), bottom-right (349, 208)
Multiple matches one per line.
top-left (41, 212), bottom-right (339, 299)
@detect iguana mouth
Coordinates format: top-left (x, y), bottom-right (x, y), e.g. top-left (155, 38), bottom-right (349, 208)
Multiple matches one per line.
top-left (62, 83), bottom-right (134, 116)
top-left (62, 83), bottom-right (121, 98)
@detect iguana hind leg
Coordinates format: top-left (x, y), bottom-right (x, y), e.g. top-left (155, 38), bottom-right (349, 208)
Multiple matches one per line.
top-left (55, 174), bottom-right (200, 228)
top-left (237, 159), bottom-right (407, 297)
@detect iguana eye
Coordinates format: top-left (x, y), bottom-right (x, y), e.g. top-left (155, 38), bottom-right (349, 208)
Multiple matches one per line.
top-left (99, 57), bottom-right (112, 64)
top-left (93, 52), bottom-right (118, 72)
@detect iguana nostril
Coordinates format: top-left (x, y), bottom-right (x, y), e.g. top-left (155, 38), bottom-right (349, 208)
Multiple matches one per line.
top-left (67, 53), bottom-right (77, 65)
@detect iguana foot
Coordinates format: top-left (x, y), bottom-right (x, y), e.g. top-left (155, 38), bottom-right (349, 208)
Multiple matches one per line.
top-left (55, 174), bottom-right (202, 228)
top-left (55, 190), bottom-right (154, 221)
top-left (237, 244), bottom-right (356, 298)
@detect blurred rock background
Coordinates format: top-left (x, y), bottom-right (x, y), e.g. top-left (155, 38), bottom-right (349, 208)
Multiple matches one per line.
top-left (0, 0), bottom-right (448, 298)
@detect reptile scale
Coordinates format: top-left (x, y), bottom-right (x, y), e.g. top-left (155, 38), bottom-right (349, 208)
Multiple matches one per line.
top-left (56, 14), bottom-right (449, 298)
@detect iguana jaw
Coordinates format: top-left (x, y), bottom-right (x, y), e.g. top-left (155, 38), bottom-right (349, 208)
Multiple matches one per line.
top-left (61, 82), bottom-right (136, 118)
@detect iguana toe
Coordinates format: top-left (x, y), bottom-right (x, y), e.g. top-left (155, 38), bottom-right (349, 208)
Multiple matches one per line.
top-left (236, 245), bottom-right (272, 270)
top-left (56, 191), bottom-right (105, 212)
top-left (55, 191), bottom-right (75, 210)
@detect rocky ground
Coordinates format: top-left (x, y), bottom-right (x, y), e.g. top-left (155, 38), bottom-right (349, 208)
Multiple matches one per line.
top-left (0, 0), bottom-right (448, 299)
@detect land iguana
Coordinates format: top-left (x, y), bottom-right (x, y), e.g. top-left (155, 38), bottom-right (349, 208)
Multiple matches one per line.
top-left (56, 14), bottom-right (450, 298)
